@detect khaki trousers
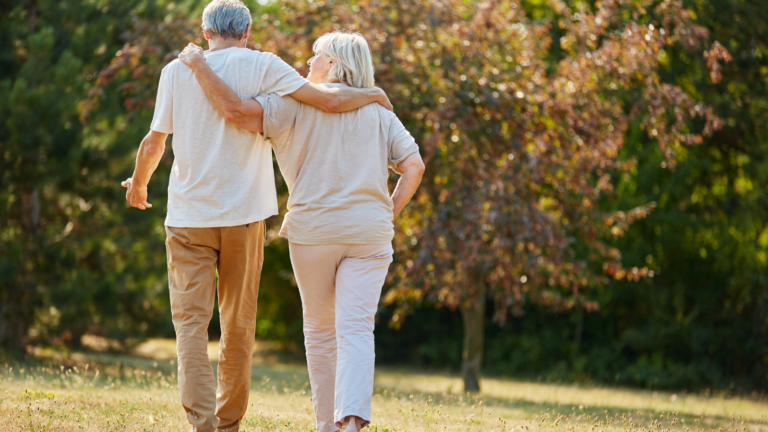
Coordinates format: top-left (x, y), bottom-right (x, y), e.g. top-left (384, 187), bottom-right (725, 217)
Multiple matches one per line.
top-left (289, 243), bottom-right (393, 432)
top-left (165, 222), bottom-right (265, 432)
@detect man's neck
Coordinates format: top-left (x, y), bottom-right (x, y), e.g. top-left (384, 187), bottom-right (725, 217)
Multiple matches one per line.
top-left (208, 37), bottom-right (243, 52)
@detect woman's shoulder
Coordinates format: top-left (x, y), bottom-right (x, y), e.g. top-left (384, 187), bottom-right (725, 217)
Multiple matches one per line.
top-left (374, 104), bottom-right (406, 131)
top-left (366, 101), bottom-right (397, 122)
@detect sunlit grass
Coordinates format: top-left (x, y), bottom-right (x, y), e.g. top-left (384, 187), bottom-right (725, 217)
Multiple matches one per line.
top-left (377, 370), bottom-right (768, 423)
top-left (1, 342), bottom-right (766, 431)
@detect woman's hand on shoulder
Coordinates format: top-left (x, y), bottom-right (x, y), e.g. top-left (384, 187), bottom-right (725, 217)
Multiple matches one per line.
top-left (179, 43), bottom-right (205, 69)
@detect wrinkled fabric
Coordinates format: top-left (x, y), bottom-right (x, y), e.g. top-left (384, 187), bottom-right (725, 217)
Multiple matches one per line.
top-left (151, 47), bottom-right (307, 228)
top-left (255, 88), bottom-right (419, 245)
top-left (165, 222), bottom-right (265, 432)
top-left (289, 242), bottom-right (393, 432)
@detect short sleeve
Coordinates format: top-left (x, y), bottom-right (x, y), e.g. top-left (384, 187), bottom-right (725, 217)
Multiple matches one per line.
top-left (260, 54), bottom-right (309, 96)
top-left (254, 93), bottom-right (301, 146)
top-left (150, 65), bottom-right (174, 134)
top-left (387, 115), bottom-right (419, 171)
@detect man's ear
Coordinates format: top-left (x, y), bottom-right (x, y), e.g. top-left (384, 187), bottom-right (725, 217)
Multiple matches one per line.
top-left (242, 23), bottom-right (251, 42)
top-left (203, 30), bottom-right (211, 41)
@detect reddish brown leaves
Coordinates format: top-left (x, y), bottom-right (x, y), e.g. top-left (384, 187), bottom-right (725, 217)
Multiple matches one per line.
top-left (86, 0), bottom-right (729, 324)
top-left (704, 41), bottom-right (733, 84)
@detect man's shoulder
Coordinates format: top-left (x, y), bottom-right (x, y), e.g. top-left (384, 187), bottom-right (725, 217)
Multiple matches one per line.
top-left (225, 48), bottom-right (282, 64)
top-left (161, 58), bottom-right (188, 77)
top-left (163, 58), bottom-right (182, 71)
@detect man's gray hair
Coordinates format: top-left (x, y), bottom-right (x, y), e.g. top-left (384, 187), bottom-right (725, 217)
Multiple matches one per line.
top-left (201, 0), bottom-right (252, 40)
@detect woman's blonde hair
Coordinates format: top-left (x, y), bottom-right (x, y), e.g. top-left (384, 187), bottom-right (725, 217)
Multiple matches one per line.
top-left (312, 31), bottom-right (375, 88)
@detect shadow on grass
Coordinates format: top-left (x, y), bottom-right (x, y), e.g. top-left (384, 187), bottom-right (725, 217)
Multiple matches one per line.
top-left (370, 379), bottom-right (768, 430)
top-left (7, 348), bottom-right (768, 432)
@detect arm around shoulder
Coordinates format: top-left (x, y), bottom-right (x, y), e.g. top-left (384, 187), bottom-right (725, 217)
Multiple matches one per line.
top-left (288, 83), bottom-right (393, 113)
top-left (178, 44), bottom-right (264, 132)
top-left (223, 99), bottom-right (264, 133)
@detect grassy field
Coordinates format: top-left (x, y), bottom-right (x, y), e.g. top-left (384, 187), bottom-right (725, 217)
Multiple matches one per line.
top-left (1, 339), bottom-right (766, 431)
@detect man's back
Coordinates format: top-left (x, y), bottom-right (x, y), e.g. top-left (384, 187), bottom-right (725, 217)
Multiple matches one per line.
top-left (150, 47), bottom-right (306, 227)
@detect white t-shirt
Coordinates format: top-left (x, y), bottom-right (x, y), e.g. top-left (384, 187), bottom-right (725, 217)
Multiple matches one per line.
top-left (150, 47), bottom-right (307, 227)
top-left (255, 84), bottom-right (420, 245)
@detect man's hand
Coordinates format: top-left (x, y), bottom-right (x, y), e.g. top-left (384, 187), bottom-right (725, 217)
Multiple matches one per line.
top-left (374, 87), bottom-right (394, 112)
top-left (179, 43), bottom-right (205, 68)
top-left (122, 178), bottom-right (152, 210)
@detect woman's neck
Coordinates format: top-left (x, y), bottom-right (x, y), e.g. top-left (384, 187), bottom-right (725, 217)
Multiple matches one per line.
top-left (308, 77), bottom-right (332, 85)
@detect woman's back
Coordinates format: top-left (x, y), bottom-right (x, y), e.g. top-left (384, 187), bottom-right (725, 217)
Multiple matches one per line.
top-left (255, 84), bottom-right (418, 245)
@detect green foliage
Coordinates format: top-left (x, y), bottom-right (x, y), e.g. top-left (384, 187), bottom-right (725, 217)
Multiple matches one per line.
top-left (0, 0), bottom-right (304, 352)
top-left (0, 0), bottom-right (181, 350)
top-left (2, 0), bottom-right (766, 393)
top-left (378, 0), bottom-right (768, 391)
top-left (597, 0), bottom-right (768, 390)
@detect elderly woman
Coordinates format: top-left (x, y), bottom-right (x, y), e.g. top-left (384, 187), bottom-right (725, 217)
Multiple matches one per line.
top-left (179, 32), bottom-right (424, 431)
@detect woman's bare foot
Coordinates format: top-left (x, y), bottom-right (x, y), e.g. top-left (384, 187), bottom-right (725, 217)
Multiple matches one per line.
top-left (339, 415), bottom-right (364, 431)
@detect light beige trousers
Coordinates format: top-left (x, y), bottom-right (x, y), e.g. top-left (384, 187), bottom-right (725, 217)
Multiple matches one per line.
top-left (165, 222), bottom-right (265, 432)
top-left (289, 242), bottom-right (393, 432)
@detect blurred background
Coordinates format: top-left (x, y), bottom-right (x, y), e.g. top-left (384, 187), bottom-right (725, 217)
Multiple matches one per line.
top-left (1, 0), bottom-right (766, 395)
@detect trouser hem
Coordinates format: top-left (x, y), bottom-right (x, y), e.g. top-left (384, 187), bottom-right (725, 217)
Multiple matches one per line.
top-left (335, 412), bottom-right (371, 428)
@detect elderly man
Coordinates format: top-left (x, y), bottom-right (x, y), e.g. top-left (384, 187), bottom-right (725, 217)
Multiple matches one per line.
top-left (120, 1), bottom-right (391, 431)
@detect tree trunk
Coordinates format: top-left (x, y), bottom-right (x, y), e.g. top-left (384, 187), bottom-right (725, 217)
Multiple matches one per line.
top-left (0, 299), bottom-right (26, 354)
top-left (573, 309), bottom-right (584, 357)
top-left (0, 188), bottom-right (41, 353)
top-left (21, 188), bottom-right (40, 237)
top-left (460, 273), bottom-right (486, 392)
top-left (28, 0), bottom-right (37, 31)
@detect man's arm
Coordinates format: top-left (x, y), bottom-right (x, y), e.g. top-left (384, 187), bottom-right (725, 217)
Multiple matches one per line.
top-left (121, 130), bottom-right (168, 210)
top-left (288, 81), bottom-right (392, 113)
top-left (391, 152), bottom-right (425, 221)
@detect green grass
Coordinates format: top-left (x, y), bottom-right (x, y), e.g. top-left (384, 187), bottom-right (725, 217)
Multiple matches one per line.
top-left (1, 341), bottom-right (766, 431)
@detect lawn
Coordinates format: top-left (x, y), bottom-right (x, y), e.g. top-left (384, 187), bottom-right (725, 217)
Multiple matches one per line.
top-left (1, 339), bottom-right (766, 431)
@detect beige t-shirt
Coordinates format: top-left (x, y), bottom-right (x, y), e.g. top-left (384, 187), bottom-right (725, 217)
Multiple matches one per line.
top-left (151, 47), bottom-right (307, 227)
top-left (255, 84), bottom-right (419, 245)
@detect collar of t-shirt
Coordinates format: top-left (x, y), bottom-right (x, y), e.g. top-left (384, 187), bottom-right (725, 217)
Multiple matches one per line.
top-left (202, 46), bottom-right (243, 58)
top-left (319, 82), bottom-right (349, 89)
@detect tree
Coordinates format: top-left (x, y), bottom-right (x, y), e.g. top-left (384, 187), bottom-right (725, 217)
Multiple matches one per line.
top-left (94, 0), bottom-right (729, 391)
top-left (589, 0), bottom-right (768, 389)
top-left (371, 0), bottom-right (729, 391)
top-left (373, 0), bottom-right (767, 391)
top-left (0, 0), bottom-right (179, 354)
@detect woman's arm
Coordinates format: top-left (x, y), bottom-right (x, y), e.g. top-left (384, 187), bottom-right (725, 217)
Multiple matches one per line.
top-left (391, 152), bottom-right (425, 221)
top-left (178, 46), bottom-right (264, 132)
